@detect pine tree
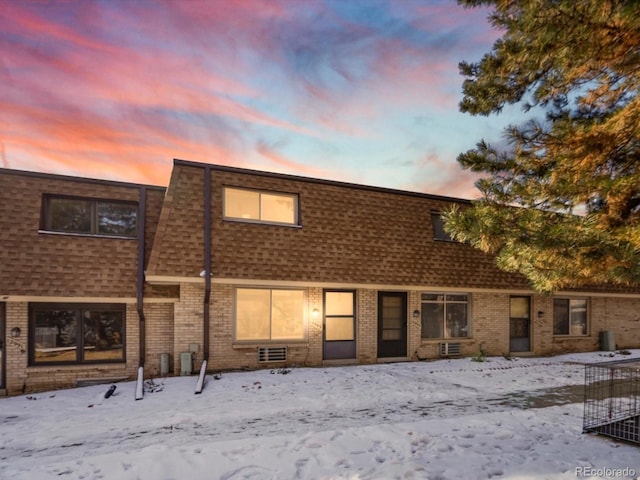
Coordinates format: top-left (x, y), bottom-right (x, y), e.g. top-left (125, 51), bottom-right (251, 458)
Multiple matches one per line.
top-left (445, 0), bottom-right (640, 291)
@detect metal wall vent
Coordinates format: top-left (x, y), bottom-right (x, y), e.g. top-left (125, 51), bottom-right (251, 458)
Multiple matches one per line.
top-left (258, 347), bottom-right (287, 363)
top-left (439, 342), bottom-right (461, 356)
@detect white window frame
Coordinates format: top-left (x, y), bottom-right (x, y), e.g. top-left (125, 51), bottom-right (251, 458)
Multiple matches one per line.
top-left (421, 292), bottom-right (470, 339)
top-left (223, 187), bottom-right (299, 226)
top-left (234, 287), bottom-right (307, 342)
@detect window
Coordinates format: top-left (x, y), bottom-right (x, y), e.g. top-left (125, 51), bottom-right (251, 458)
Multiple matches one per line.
top-left (236, 288), bottom-right (305, 341)
top-left (42, 195), bottom-right (137, 237)
top-left (324, 291), bottom-right (355, 341)
top-left (431, 212), bottom-right (454, 242)
top-left (30, 303), bottom-right (125, 365)
top-left (421, 293), bottom-right (469, 339)
top-left (553, 298), bottom-right (588, 336)
top-left (224, 187), bottom-right (298, 225)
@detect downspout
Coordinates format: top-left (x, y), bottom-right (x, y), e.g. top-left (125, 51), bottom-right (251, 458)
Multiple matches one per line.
top-left (137, 186), bottom-right (147, 368)
top-left (203, 167), bottom-right (211, 364)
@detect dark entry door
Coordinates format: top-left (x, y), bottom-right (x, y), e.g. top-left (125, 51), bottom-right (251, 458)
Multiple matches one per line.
top-left (378, 292), bottom-right (407, 358)
top-left (323, 290), bottom-right (356, 360)
top-left (510, 296), bottom-right (531, 352)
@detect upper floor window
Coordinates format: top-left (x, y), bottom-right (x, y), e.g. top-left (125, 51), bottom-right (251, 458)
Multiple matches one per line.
top-left (42, 195), bottom-right (137, 238)
top-left (553, 298), bottom-right (588, 336)
top-left (431, 212), bottom-right (455, 242)
top-left (224, 187), bottom-right (299, 226)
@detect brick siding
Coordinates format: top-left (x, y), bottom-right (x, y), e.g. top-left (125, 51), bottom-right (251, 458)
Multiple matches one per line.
top-left (3, 164), bottom-right (640, 396)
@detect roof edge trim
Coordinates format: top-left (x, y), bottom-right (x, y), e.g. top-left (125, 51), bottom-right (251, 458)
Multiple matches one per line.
top-left (173, 158), bottom-right (473, 205)
top-left (0, 167), bottom-right (165, 191)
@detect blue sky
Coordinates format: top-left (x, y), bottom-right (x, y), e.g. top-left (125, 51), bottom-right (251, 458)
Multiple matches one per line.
top-left (0, 0), bottom-right (518, 199)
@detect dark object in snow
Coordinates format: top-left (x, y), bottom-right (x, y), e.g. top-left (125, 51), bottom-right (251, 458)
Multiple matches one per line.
top-left (270, 367), bottom-right (291, 375)
top-left (143, 379), bottom-right (164, 393)
top-left (104, 385), bottom-right (117, 399)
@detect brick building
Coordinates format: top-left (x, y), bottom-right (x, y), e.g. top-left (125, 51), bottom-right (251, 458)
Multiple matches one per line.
top-left (1, 160), bottom-right (639, 395)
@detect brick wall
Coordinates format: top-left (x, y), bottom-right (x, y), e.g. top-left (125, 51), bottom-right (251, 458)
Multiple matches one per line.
top-left (5, 289), bottom-right (640, 395)
top-left (533, 296), bottom-right (640, 355)
top-left (599, 297), bottom-right (640, 348)
top-left (357, 289), bottom-right (377, 363)
top-left (412, 293), bottom-right (640, 360)
top-left (174, 282), bottom-right (325, 373)
top-left (173, 283), bottom-right (204, 374)
top-left (142, 302), bottom-right (174, 376)
top-left (4, 301), bottom-right (140, 395)
top-left (306, 287), bottom-right (324, 365)
top-left (5, 302), bottom-right (28, 394)
top-left (408, 290), bottom-right (422, 358)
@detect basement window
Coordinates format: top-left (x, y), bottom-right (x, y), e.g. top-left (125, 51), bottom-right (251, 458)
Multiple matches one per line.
top-left (224, 187), bottom-right (299, 226)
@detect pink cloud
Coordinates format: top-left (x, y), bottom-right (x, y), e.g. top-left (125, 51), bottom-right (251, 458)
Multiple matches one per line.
top-left (3, 3), bottom-right (317, 137)
top-left (404, 151), bottom-right (484, 200)
top-left (1, 141), bottom-right (8, 168)
top-left (1, 98), bottom-right (240, 185)
top-left (1, 0), bottom-right (499, 196)
top-left (255, 139), bottom-right (329, 178)
top-left (2, 3), bottom-right (118, 54)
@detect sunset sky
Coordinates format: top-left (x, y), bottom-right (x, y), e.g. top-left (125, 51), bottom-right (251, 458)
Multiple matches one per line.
top-left (1, 0), bottom-right (520, 199)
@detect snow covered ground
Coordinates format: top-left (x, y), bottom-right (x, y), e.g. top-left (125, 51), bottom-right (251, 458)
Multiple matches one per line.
top-left (2, 351), bottom-right (640, 480)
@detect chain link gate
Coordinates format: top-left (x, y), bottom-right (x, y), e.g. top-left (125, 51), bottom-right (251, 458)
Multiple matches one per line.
top-left (583, 358), bottom-right (640, 445)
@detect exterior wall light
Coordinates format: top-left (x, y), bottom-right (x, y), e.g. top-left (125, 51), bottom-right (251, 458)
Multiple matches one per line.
top-left (312, 308), bottom-right (320, 318)
top-left (412, 310), bottom-right (420, 318)
top-left (11, 327), bottom-right (21, 337)
top-left (537, 311), bottom-right (544, 319)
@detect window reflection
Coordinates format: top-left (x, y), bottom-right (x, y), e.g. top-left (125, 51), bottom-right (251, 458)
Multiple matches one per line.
top-left (31, 304), bottom-right (125, 364)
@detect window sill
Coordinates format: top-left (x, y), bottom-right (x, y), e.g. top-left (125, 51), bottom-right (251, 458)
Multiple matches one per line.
top-left (232, 341), bottom-right (308, 349)
top-left (27, 361), bottom-right (126, 369)
top-left (553, 335), bottom-right (590, 339)
top-left (223, 218), bottom-right (303, 229)
top-left (420, 338), bottom-right (473, 343)
top-left (38, 230), bottom-right (137, 240)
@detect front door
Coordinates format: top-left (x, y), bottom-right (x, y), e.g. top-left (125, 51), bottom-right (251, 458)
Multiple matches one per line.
top-left (510, 296), bottom-right (531, 352)
top-left (323, 290), bottom-right (356, 360)
top-left (377, 292), bottom-right (407, 358)
top-left (0, 303), bottom-right (5, 389)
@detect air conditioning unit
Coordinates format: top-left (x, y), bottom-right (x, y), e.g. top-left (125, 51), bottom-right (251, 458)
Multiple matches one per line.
top-left (439, 342), bottom-right (461, 357)
top-left (258, 347), bottom-right (287, 363)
